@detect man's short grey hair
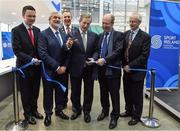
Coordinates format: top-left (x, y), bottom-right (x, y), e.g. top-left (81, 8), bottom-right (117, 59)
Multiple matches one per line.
top-left (131, 12), bottom-right (142, 23)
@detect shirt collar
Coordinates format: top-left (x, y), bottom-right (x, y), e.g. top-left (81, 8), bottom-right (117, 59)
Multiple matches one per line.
top-left (131, 28), bottom-right (139, 34)
top-left (23, 22), bottom-right (33, 30)
top-left (79, 27), bottom-right (87, 34)
top-left (50, 26), bottom-right (59, 34)
top-left (63, 24), bottom-right (72, 30)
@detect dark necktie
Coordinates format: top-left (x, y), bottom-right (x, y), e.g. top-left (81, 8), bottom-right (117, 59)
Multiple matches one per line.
top-left (55, 31), bottom-right (62, 46)
top-left (125, 31), bottom-right (134, 62)
top-left (66, 26), bottom-right (70, 34)
top-left (101, 32), bottom-right (109, 58)
top-left (28, 28), bottom-right (34, 46)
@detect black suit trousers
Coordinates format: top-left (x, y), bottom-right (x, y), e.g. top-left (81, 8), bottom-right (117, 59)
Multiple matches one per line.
top-left (98, 68), bottom-right (120, 120)
top-left (17, 65), bottom-right (41, 118)
top-left (42, 73), bottom-right (68, 116)
top-left (70, 68), bottom-right (94, 114)
top-left (123, 73), bottom-right (144, 120)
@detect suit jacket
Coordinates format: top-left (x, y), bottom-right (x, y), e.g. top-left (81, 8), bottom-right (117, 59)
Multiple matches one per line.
top-left (59, 24), bottom-right (73, 34)
top-left (12, 23), bottom-right (40, 67)
top-left (123, 29), bottom-right (151, 81)
top-left (38, 27), bottom-right (69, 77)
top-left (94, 30), bottom-right (124, 78)
top-left (68, 27), bottom-right (99, 77)
top-left (12, 23), bottom-right (40, 77)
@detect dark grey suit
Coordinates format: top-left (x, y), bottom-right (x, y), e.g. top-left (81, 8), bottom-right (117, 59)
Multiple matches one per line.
top-left (68, 27), bottom-right (99, 114)
top-left (122, 29), bottom-right (151, 120)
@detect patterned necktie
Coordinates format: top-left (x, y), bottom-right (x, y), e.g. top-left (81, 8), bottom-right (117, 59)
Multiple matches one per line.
top-left (129, 31), bottom-right (134, 45)
top-left (82, 32), bottom-right (87, 51)
top-left (28, 28), bottom-right (34, 46)
top-left (66, 26), bottom-right (70, 34)
top-left (101, 32), bottom-right (109, 58)
top-left (55, 31), bottom-right (62, 46)
top-left (125, 31), bottom-right (134, 62)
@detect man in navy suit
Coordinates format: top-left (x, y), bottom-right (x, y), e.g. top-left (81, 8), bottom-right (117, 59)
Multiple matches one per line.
top-left (68, 13), bottom-right (99, 123)
top-left (59, 9), bottom-right (74, 109)
top-left (38, 12), bottom-right (73, 126)
top-left (120, 12), bottom-right (151, 126)
top-left (60, 9), bottom-right (73, 34)
top-left (12, 5), bottom-right (43, 126)
top-left (95, 14), bottom-right (124, 129)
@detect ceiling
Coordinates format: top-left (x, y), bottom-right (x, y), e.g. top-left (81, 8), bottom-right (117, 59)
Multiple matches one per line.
top-left (0, 0), bottom-right (51, 25)
top-left (0, 0), bottom-right (152, 26)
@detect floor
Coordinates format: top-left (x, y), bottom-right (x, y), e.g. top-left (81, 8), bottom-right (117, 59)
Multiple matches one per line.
top-left (0, 81), bottom-right (180, 130)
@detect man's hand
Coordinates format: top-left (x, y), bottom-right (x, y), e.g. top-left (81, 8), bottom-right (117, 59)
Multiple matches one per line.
top-left (57, 66), bottom-right (66, 75)
top-left (32, 58), bottom-right (41, 65)
top-left (124, 65), bottom-right (130, 73)
top-left (66, 37), bottom-right (74, 49)
top-left (86, 58), bottom-right (95, 65)
top-left (96, 58), bottom-right (106, 66)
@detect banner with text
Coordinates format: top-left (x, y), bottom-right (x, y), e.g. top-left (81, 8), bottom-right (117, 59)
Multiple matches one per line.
top-left (1, 32), bottom-right (14, 60)
top-left (147, 0), bottom-right (180, 89)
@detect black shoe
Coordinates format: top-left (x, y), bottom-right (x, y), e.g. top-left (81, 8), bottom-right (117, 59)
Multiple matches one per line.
top-left (32, 111), bottom-right (44, 119)
top-left (71, 112), bottom-right (81, 120)
top-left (97, 112), bottom-right (108, 121)
top-left (109, 119), bottom-right (117, 129)
top-left (119, 112), bottom-right (132, 117)
top-left (56, 111), bottom-right (69, 120)
top-left (27, 116), bottom-right (36, 125)
top-left (21, 119), bottom-right (29, 129)
top-left (84, 114), bottom-right (91, 123)
top-left (44, 116), bottom-right (51, 127)
top-left (128, 118), bottom-right (139, 126)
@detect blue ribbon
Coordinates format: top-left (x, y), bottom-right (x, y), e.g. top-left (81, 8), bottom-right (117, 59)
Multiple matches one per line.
top-left (40, 61), bottom-right (66, 92)
top-left (106, 65), bottom-right (152, 75)
top-left (12, 60), bottom-right (66, 92)
top-left (12, 61), bottom-right (35, 78)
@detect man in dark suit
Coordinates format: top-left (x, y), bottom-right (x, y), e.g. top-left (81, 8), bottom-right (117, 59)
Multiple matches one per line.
top-left (12, 5), bottom-right (43, 125)
top-left (60, 9), bottom-right (73, 34)
top-left (59, 9), bottom-right (73, 109)
top-left (68, 13), bottom-right (99, 123)
top-left (38, 12), bottom-right (73, 126)
top-left (120, 12), bottom-right (151, 126)
top-left (95, 14), bottom-right (124, 129)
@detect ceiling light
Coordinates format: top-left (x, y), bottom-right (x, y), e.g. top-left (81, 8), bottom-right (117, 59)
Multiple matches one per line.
top-left (11, 12), bottom-right (17, 15)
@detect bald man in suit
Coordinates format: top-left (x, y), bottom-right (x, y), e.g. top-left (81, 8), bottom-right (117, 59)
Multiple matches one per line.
top-left (95, 14), bottom-right (124, 129)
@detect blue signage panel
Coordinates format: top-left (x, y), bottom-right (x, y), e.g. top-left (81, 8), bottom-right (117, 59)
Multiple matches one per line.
top-left (147, 1), bottom-right (180, 89)
top-left (1, 32), bottom-right (14, 60)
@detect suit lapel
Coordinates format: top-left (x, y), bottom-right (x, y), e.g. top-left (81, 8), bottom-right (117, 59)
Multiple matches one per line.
top-left (86, 31), bottom-right (92, 53)
top-left (32, 27), bottom-right (38, 46)
top-left (48, 27), bottom-right (62, 48)
top-left (21, 23), bottom-right (34, 48)
top-left (75, 29), bottom-right (85, 52)
top-left (132, 29), bottom-right (141, 45)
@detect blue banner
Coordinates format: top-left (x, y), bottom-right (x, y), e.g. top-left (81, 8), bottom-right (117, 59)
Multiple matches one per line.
top-left (147, 0), bottom-right (180, 89)
top-left (1, 32), bottom-right (14, 60)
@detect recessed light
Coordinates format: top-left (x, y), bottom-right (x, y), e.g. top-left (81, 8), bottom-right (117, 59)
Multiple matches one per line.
top-left (41, 15), bottom-right (45, 18)
top-left (11, 12), bottom-right (17, 15)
